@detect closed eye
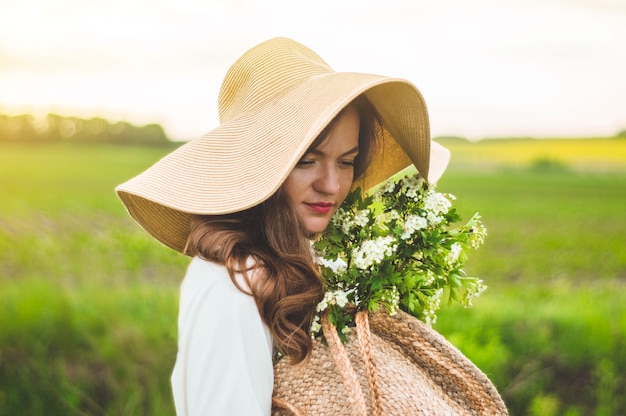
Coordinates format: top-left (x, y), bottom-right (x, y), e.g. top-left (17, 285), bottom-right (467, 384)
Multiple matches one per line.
top-left (296, 158), bottom-right (315, 167)
top-left (340, 159), bottom-right (355, 167)
top-left (296, 146), bottom-right (359, 168)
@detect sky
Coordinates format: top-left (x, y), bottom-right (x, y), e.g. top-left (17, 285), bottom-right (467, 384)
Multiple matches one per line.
top-left (1, 0), bottom-right (625, 141)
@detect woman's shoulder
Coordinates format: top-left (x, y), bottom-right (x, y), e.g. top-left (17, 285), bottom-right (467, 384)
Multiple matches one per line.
top-left (186, 256), bottom-right (228, 277)
top-left (181, 256), bottom-right (259, 299)
top-left (183, 257), bottom-right (234, 290)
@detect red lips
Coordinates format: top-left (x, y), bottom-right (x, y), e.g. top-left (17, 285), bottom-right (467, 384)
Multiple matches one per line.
top-left (305, 202), bottom-right (334, 214)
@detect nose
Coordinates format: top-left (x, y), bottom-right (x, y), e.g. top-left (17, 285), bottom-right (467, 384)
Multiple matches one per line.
top-left (313, 164), bottom-right (341, 195)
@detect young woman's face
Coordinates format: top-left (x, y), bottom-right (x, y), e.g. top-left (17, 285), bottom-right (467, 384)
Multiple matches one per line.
top-left (282, 106), bottom-right (360, 235)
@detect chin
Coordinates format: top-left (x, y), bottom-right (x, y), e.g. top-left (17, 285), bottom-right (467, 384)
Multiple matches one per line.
top-left (304, 219), bottom-right (331, 235)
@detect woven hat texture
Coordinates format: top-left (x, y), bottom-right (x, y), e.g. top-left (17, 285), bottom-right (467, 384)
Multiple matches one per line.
top-left (116, 37), bottom-right (450, 254)
top-left (272, 310), bottom-right (508, 416)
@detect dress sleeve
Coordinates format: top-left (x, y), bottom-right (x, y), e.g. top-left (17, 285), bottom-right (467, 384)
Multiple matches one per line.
top-left (171, 257), bottom-right (274, 416)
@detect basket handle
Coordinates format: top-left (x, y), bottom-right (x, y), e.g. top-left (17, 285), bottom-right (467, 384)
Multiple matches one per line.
top-left (355, 310), bottom-right (384, 416)
top-left (321, 313), bottom-right (369, 415)
top-left (271, 396), bottom-right (305, 416)
top-left (272, 311), bottom-right (384, 416)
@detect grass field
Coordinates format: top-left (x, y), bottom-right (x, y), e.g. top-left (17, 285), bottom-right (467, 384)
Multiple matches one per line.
top-left (1, 139), bottom-right (625, 415)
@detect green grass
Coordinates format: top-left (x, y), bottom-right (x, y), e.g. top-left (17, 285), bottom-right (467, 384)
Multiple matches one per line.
top-left (0, 278), bottom-right (178, 416)
top-left (0, 142), bottom-right (188, 286)
top-left (437, 170), bottom-right (626, 283)
top-left (435, 281), bottom-right (626, 416)
top-left (0, 142), bottom-right (185, 415)
top-left (1, 140), bottom-right (625, 415)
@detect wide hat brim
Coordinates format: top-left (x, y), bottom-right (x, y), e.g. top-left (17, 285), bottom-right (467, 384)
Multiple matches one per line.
top-left (116, 43), bottom-right (450, 254)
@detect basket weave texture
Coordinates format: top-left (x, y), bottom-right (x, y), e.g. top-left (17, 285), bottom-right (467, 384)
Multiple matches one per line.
top-left (272, 310), bottom-right (508, 416)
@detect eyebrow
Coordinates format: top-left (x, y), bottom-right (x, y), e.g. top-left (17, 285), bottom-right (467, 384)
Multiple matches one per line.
top-left (308, 145), bottom-right (360, 157)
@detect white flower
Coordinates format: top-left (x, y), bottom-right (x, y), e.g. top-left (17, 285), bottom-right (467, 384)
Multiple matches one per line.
top-left (381, 286), bottom-right (400, 315)
top-left (316, 297), bottom-right (329, 312)
top-left (423, 288), bottom-right (444, 326)
top-left (423, 270), bottom-right (436, 286)
top-left (353, 209), bottom-right (370, 227)
top-left (400, 214), bottom-right (428, 240)
top-left (336, 208), bottom-right (370, 234)
top-left (310, 173), bottom-right (487, 340)
top-left (424, 191), bottom-right (451, 216)
top-left (402, 174), bottom-right (425, 191)
top-left (332, 207), bottom-right (349, 225)
top-left (468, 223), bottom-right (488, 249)
top-left (375, 179), bottom-right (396, 199)
top-left (335, 290), bottom-right (349, 307)
top-left (310, 315), bottom-right (321, 336)
top-left (445, 243), bottom-right (463, 266)
top-left (406, 187), bottom-right (417, 199)
top-left (316, 289), bottom-right (350, 312)
top-left (352, 236), bottom-right (398, 269)
top-left (461, 279), bottom-right (487, 307)
top-left (375, 210), bottom-right (400, 228)
top-left (426, 211), bottom-right (443, 226)
top-left (400, 175), bottom-right (425, 201)
top-left (332, 208), bottom-right (354, 234)
top-left (319, 256), bottom-right (348, 273)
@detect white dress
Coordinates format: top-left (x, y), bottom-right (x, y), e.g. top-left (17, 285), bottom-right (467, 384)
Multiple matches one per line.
top-left (171, 257), bottom-right (274, 415)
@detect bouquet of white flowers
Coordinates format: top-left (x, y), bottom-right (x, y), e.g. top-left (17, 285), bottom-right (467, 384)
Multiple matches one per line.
top-left (311, 173), bottom-right (487, 341)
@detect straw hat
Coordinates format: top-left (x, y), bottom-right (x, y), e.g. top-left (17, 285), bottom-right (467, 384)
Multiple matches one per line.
top-left (116, 37), bottom-right (450, 253)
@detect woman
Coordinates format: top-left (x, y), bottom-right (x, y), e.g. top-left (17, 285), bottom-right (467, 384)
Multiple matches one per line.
top-left (116, 37), bottom-right (449, 415)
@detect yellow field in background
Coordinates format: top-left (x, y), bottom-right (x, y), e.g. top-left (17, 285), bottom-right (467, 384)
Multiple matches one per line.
top-left (437, 137), bottom-right (626, 171)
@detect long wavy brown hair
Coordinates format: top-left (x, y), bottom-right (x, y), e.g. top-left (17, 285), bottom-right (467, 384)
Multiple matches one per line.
top-left (185, 95), bottom-right (381, 363)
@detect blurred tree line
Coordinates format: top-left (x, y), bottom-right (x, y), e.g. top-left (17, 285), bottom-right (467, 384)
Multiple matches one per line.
top-left (0, 113), bottom-right (170, 145)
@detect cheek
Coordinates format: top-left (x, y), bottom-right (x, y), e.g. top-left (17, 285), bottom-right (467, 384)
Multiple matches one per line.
top-left (281, 172), bottom-right (306, 202)
top-left (337, 171), bottom-right (355, 203)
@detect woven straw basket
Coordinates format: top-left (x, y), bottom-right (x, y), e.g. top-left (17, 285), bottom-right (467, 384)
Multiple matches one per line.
top-left (272, 310), bottom-right (508, 416)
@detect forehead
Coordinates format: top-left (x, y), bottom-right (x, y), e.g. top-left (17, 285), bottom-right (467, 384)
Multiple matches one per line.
top-left (309, 105), bottom-right (360, 151)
